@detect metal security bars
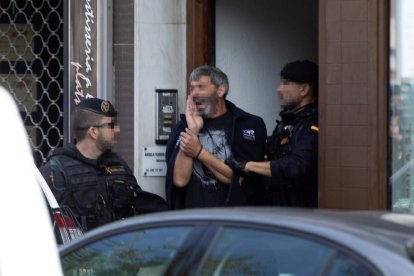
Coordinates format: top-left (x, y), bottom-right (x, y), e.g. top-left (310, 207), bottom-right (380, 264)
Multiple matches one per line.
top-left (0, 0), bottom-right (65, 166)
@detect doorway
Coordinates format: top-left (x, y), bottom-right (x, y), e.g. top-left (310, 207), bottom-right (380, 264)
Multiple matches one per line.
top-left (187, 0), bottom-right (318, 133)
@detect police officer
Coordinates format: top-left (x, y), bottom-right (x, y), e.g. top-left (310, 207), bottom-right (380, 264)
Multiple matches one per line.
top-left (226, 60), bottom-right (319, 207)
top-left (40, 98), bottom-right (168, 231)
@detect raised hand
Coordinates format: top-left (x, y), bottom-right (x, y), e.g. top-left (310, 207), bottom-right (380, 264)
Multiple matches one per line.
top-left (186, 95), bottom-right (204, 134)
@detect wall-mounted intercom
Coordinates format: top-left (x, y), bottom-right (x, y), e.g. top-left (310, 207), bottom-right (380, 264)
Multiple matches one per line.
top-left (155, 89), bottom-right (178, 144)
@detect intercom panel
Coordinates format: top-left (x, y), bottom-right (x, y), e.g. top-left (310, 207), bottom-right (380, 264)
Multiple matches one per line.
top-left (155, 89), bottom-right (178, 144)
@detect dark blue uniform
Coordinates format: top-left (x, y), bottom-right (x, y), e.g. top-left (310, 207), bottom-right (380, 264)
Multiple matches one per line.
top-left (40, 144), bottom-right (168, 231)
top-left (265, 103), bottom-right (318, 207)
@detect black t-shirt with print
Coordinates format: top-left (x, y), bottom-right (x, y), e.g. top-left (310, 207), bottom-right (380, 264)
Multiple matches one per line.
top-left (184, 111), bottom-right (234, 208)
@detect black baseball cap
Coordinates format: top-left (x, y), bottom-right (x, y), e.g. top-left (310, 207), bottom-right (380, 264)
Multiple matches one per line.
top-left (280, 60), bottom-right (318, 84)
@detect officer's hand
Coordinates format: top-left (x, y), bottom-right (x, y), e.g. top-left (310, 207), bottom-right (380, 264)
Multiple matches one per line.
top-left (225, 157), bottom-right (251, 177)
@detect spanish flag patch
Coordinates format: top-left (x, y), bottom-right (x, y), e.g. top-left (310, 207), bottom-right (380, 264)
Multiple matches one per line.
top-left (310, 125), bottom-right (319, 132)
top-left (280, 137), bottom-right (289, 145)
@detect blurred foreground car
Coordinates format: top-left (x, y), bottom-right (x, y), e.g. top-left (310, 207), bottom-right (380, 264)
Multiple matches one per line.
top-left (36, 167), bottom-right (84, 244)
top-left (0, 86), bottom-right (62, 275)
top-left (60, 208), bottom-right (414, 276)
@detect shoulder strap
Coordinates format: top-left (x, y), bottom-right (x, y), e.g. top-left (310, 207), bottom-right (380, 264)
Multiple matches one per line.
top-left (50, 157), bottom-right (69, 185)
top-left (49, 156), bottom-right (93, 230)
top-left (48, 157), bottom-right (75, 207)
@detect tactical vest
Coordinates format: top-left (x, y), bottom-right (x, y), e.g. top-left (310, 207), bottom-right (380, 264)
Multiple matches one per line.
top-left (266, 107), bottom-right (318, 160)
top-left (50, 154), bottom-right (139, 230)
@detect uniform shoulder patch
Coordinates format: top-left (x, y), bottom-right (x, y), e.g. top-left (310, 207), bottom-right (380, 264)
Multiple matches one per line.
top-left (280, 137), bottom-right (289, 145)
top-left (105, 166), bottom-right (126, 174)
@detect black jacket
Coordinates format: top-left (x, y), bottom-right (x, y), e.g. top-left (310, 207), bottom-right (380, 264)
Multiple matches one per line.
top-left (165, 100), bottom-right (267, 209)
top-left (266, 103), bottom-right (318, 207)
top-left (40, 144), bottom-right (168, 231)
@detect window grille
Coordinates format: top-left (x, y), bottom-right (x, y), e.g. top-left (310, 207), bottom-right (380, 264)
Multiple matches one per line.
top-left (0, 0), bottom-right (65, 167)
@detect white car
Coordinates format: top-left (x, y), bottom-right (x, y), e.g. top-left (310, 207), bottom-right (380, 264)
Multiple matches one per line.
top-left (0, 86), bottom-right (63, 275)
top-left (36, 167), bottom-right (84, 244)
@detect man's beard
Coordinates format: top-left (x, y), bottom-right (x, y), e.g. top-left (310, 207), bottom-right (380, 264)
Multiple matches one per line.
top-left (281, 99), bottom-right (301, 111)
top-left (97, 135), bottom-right (114, 153)
top-left (194, 94), bottom-right (219, 118)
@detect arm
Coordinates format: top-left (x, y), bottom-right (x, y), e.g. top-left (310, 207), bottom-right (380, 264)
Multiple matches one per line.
top-left (230, 118), bottom-right (317, 180)
top-left (232, 125), bottom-right (317, 180)
top-left (269, 130), bottom-right (318, 181)
top-left (226, 156), bottom-right (271, 178)
top-left (172, 96), bottom-right (204, 187)
top-left (173, 149), bottom-right (195, 187)
top-left (245, 161), bottom-right (272, 177)
top-left (177, 128), bottom-right (232, 185)
top-left (197, 147), bottom-right (233, 184)
top-left (39, 161), bottom-right (68, 204)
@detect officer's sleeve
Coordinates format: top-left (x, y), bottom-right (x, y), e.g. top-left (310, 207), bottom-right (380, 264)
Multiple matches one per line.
top-left (270, 122), bottom-right (318, 181)
top-left (39, 162), bottom-right (68, 204)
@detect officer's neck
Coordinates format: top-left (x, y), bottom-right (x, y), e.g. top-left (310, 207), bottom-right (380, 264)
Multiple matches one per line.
top-left (76, 139), bottom-right (102, 160)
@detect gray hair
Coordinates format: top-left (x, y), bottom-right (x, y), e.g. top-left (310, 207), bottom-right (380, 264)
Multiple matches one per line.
top-left (189, 65), bottom-right (229, 97)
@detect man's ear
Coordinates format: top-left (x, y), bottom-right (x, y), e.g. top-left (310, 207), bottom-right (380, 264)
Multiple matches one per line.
top-left (217, 85), bottom-right (226, 98)
top-left (88, 127), bottom-right (98, 140)
top-left (300, 84), bottom-right (311, 97)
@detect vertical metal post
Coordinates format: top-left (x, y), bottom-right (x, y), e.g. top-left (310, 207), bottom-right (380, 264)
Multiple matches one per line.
top-left (64, 0), bottom-right (70, 144)
top-left (97, 0), bottom-right (113, 102)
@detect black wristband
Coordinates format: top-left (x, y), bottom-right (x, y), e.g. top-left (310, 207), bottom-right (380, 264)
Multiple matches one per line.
top-left (195, 145), bottom-right (203, 159)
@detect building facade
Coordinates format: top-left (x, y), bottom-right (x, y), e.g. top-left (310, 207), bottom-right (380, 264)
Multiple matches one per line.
top-left (2, 0), bottom-right (412, 211)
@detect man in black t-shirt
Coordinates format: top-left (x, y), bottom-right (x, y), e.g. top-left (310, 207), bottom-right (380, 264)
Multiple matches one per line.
top-left (165, 65), bottom-right (267, 209)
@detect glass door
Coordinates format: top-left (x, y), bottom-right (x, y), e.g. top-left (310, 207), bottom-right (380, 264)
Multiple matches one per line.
top-left (389, 0), bottom-right (414, 212)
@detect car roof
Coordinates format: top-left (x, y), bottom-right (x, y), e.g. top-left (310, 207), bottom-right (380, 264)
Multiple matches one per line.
top-left (85, 207), bottom-right (414, 235)
top-left (61, 207), bottom-right (414, 257)
top-left (60, 207), bottom-right (414, 275)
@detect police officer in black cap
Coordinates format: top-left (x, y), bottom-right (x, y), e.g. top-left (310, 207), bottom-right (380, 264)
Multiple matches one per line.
top-left (227, 60), bottom-right (319, 207)
top-left (40, 98), bottom-right (168, 232)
